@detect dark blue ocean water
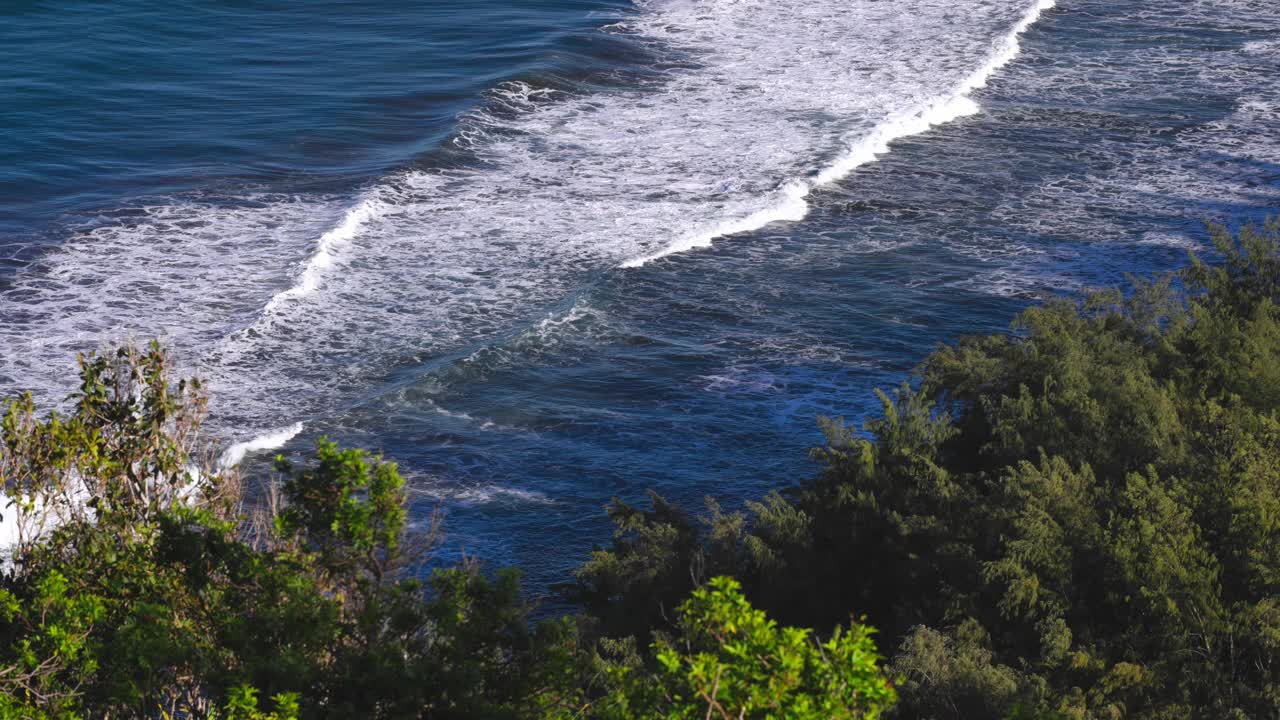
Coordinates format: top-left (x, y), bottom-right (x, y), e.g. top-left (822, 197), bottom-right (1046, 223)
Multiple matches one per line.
top-left (0, 0), bottom-right (629, 235)
top-left (3, 0), bottom-right (1278, 588)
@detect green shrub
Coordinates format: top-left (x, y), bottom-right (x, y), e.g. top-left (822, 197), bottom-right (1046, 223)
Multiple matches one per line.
top-left (598, 577), bottom-right (896, 720)
top-left (0, 344), bottom-right (584, 719)
top-left (9, 218), bottom-right (1269, 719)
top-left (575, 220), bottom-right (1280, 719)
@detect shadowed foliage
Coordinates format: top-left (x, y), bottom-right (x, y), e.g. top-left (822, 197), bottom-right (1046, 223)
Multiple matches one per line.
top-left (2, 220), bottom-right (1275, 718)
top-left (0, 346), bottom-right (893, 719)
top-left (574, 220), bottom-right (1280, 719)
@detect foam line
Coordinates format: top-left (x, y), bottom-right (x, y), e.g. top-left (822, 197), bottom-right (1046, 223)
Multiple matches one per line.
top-left (2, 425), bottom-right (302, 554)
top-left (262, 197), bottom-right (386, 314)
top-left (218, 422), bottom-right (305, 469)
top-left (0, 0), bottom-right (1076, 440)
top-left (620, 0), bottom-right (1056, 268)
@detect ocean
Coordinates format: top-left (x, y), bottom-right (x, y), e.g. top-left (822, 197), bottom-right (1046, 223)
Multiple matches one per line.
top-left (2, 0), bottom-right (1277, 586)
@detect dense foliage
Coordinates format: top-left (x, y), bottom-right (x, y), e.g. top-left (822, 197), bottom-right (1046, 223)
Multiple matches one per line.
top-left (598, 576), bottom-right (896, 719)
top-left (0, 345), bottom-right (581, 718)
top-left (2, 219), bottom-right (1277, 718)
top-left (574, 221), bottom-right (1280, 719)
top-left (0, 346), bottom-right (892, 718)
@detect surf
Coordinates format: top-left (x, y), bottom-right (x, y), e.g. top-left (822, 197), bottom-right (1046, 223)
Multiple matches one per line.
top-left (0, 0), bottom-right (1058, 455)
top-left (622, 0), bottom-right (1056, 268)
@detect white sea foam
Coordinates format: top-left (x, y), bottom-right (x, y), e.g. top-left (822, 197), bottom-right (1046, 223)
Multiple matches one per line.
top-left (218, 422), bottom-right (305, 469)
top-left (434, 485), bottom-right (555, 506)
top-left (967, 0), bottom-right (1280, 298)
top-left (0, 482), bottom-right (90, 558)
top-left (1, 465), bottom-right (211, 556)
top-left (622, 0), bottom-right (1055, 268)
top-left (1137, 232), bottom-right (1200, 250)
top-left (403, 476), bottom-right (555, 506)
top-left (262, 197), bottom-right (387, 314)
top-left (0, 0), bottom-right (1057, 440)
top-left (0, 197), bottom-right (344, 420)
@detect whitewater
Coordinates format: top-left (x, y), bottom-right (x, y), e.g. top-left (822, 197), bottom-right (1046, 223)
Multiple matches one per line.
top-left (0, 0), bottom-right (1055, 455)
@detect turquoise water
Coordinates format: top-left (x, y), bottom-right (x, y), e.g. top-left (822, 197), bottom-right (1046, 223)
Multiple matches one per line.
top-left (2, 0), bottom-right (1278, 585)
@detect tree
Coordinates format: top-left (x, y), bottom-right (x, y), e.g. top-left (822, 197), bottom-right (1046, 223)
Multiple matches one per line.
top-left (0, 344), bottom-right (584, 719)
top-left (573, 220), bottom-right (1280, 719)
top-left (599, 577), bottom-right (896, 720)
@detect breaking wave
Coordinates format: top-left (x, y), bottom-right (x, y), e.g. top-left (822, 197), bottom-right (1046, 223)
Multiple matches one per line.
top-left (0, 0), bottom-right (1057, 459)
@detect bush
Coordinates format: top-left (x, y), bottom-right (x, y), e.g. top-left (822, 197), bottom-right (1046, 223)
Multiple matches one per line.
top-left (597, 577), bottom-right (896, 719)
top-left (574, 221), bottom-right (1280, 719)
top-left (11, 218), bottom-right (1262, 718)
top-left (0, 344), bottom-right (582, 719)
top-left (0, 343), bottom-right (890, 719)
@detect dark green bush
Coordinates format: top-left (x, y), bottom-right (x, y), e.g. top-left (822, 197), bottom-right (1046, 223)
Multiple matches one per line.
top-left (9, 218), bottom-right (1272, 719)
top-left (0, 345), bottom-right (582, 719)
top-left (575, 221), bottom-right (1280, 719)
top-left (595, 576), bottom-right (896, 719)
top-left (0, 344), bottom-right (892, 719)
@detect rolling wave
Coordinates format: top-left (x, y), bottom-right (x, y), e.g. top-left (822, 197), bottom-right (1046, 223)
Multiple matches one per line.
top-left (0, 0), bottom-right (1056, 456)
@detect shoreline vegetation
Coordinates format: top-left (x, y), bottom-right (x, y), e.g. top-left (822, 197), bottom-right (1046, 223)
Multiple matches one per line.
top-left (1, 220), bottom-right (1278, 718)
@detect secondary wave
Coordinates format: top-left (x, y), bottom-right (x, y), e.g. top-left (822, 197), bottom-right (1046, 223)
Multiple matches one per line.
top-left (621, 0), bottom-right (1056, 267)
top-left (261, 197), bottom-right (388, 315)
top-left (219, 422), bottom-right (305, 469)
